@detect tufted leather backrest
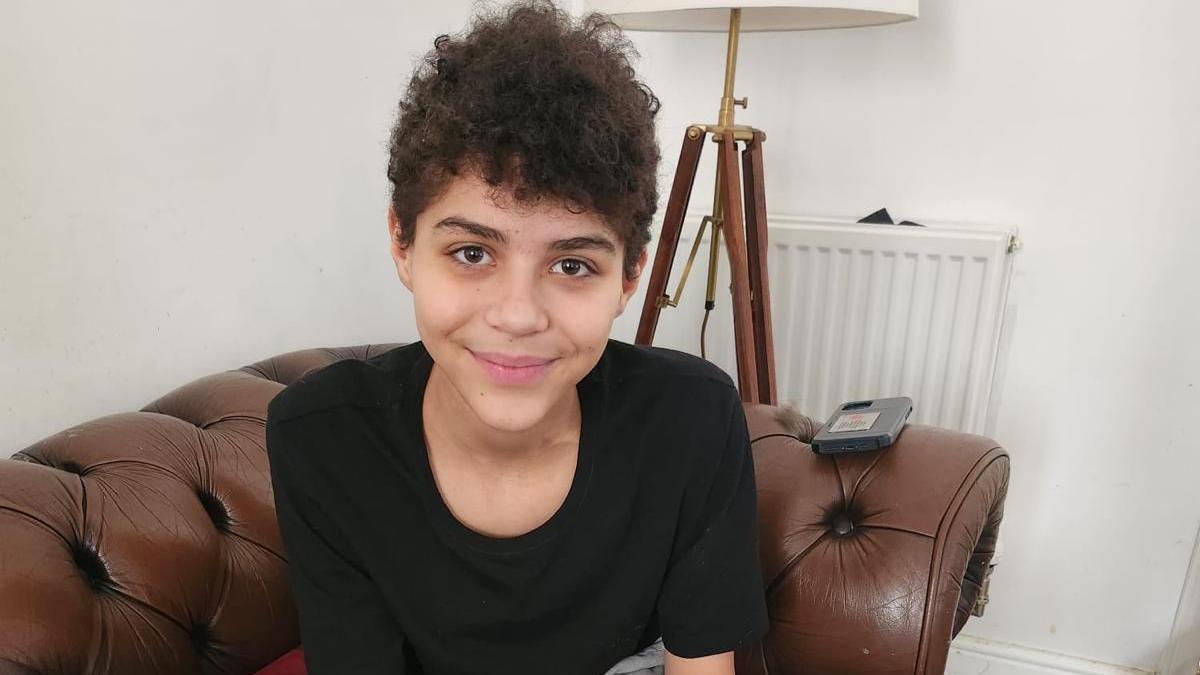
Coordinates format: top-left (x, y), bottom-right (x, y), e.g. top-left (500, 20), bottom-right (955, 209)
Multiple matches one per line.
top-left (0, 344), bottom-right (1008, 675)
top-left (0, 345), bottom-right (394, 675)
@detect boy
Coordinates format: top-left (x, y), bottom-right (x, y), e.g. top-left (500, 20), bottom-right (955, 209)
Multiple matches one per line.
top-left (265, 2), bottom-right (769, 673)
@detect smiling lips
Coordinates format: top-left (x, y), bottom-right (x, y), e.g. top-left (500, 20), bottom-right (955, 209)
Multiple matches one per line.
top-left (470, 350), bottom-right (557, 386)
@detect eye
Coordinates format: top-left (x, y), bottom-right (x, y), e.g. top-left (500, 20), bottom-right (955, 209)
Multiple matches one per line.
top-left (450, 245), bottom-right (493, 267)
top-left (550, 258), bottom-right (596, 278)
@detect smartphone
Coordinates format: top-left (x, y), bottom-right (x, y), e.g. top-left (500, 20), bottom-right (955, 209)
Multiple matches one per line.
top-left (810, 397), bottom-right (913, 455)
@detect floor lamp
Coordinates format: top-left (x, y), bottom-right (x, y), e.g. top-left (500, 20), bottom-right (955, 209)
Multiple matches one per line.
top-left (582, 1), bottom-right (918, 404)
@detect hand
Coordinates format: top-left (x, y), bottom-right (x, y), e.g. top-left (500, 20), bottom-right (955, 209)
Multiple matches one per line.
top-left (664, 649), bottom-right (735, 675)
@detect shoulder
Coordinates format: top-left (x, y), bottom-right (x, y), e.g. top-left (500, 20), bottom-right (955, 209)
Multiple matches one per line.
top-left (267, 342), bottom-right (422, 426)
top-left (599, 340), bottom-right (744, 450)
top-left (600, 339), bottom-right (737, 395)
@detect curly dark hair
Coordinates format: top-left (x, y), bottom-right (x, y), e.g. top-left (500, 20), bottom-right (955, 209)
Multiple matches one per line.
top-left (386, 0), bottom-right (662, 279)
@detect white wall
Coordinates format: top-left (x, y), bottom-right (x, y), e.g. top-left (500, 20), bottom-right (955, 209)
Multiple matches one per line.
top-left (0, 0), bottom-right (464, 446)
top-left (3, 0), bottom-right (1199, 672)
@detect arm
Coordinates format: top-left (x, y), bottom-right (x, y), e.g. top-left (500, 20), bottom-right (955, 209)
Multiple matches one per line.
top-left (267, 410), bottom-right (410, 674)
top-left (665, 649), bottom-right (735, 675)
top-left (656, 386), bottom-right (769, 667)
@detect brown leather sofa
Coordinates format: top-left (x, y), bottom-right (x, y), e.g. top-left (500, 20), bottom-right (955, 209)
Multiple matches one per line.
top-left (0, 343), bottom-right (1009, 675)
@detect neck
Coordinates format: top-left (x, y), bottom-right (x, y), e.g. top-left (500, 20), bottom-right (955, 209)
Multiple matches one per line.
top-left (423, 363), bottom-right (580, 469)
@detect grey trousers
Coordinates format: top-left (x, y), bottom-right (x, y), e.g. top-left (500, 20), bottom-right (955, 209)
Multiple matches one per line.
top-left (602, 637), bottom-right (666, 675)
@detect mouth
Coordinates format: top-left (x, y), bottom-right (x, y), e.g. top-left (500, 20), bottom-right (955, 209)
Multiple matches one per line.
top-left (468, 350), bottom-right (558, 386)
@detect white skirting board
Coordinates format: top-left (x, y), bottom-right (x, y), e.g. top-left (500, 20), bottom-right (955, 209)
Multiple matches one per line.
top-left (1158, 521), bottom-right (1200, 675)
top-left (947, 635), bottom-right (1155, 675)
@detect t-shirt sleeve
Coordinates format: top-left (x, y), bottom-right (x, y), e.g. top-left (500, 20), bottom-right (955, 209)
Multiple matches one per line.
top-left (656, 386), bottom-right (770, 658)
top-left (266, 399), bottom-right (410, 674)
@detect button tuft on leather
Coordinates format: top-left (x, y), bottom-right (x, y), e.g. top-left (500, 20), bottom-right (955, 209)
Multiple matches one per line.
top-left (191, 622), bottom-right (215, 652)
top-left (197, 490), bottom-right (232, 533)
top-left (71, 541), bottom-right (111, 591)
top-left (58, 460), bottom-right (87, 475)
top-left (832, 513), bottom-right (855, 536)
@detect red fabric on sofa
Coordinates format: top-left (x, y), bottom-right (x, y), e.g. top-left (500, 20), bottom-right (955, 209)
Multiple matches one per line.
top-left (254, 647), bottom-right (307, 675)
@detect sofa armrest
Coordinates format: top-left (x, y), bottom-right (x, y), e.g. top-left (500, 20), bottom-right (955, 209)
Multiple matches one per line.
top-left (0, 659), bottom-right (38, 675)
top-left (736, 404), bottom-right (1010, 675)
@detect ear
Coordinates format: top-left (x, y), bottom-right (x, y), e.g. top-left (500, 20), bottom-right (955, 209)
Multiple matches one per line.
top-left (388, 204), bottom-right (415, 292)
top-left (616, 248), bottom-right (649, 317)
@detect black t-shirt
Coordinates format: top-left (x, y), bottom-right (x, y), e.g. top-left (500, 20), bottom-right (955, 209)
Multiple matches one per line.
top-left (265, 339), bottom-right (768, 675)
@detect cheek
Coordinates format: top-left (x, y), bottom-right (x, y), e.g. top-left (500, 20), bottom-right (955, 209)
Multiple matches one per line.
top-left (549, 284), bottom-right (620, 336)
top-left (410, 263), bottom-right (482, 331)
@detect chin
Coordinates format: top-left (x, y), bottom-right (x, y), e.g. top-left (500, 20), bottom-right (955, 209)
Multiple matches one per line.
top-left (469, 393), bottom-right (555, 434)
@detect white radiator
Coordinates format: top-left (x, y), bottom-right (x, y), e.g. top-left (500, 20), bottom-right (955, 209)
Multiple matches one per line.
top-left (649, 215), bottom-right (1018, 436)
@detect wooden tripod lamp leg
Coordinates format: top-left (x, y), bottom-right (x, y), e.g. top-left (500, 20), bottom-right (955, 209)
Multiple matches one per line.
top-left (742, 130), bottom-right (777, 405)
top-left (635, 126), bottom-right (706, 346)
top-left (716, 134), bottom-right (760, 403)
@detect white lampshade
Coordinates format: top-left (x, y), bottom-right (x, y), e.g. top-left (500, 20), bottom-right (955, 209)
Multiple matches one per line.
top-left (581, 0), bottom-right (918, 32)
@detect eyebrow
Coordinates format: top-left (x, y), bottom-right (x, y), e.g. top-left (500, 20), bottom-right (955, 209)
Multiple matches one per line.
top-left (434, 216), bottom-right (617, 255)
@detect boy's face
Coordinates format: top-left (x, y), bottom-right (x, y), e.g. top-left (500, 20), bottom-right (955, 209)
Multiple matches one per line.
top-left (389, 171), bottom-right (646, 434)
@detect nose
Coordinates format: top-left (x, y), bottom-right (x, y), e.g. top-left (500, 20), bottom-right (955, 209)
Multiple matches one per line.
top-left (483, 266), bottom-right (550, 338)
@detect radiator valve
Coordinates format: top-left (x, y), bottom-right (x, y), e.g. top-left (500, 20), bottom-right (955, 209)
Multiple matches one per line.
top-left (971, 563), bottom-right (997, 617)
